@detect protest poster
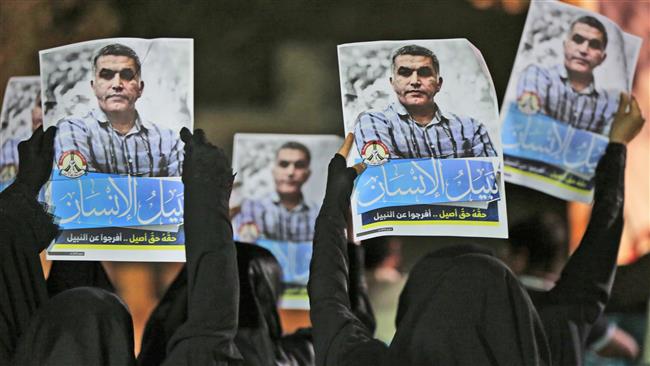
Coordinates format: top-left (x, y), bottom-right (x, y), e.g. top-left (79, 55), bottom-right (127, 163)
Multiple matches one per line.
top-left (338, 39), bottom-right (508, 240)
top-left (230, 133), bottom-right (342, 309)
top-left (500, 0), bottom-right (642, 202)
top-left (0, 76), bottom-right (42, 193)
top-left (40, 38), bottom-right (193, 261)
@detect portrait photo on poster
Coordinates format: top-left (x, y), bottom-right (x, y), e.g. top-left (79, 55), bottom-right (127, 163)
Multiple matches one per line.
top-left (339, 39), bottom-right (501, 161)
top-left (338, 39), bottom-right (508, 241)
top-left (40, 38), bottom-right (193, 178)
top-left (500, 0), bottom-right (642, 202)
top-left (230, 133), bottom-right (343, 309)
top-left (0, 76), bottom-right (42, 192)
top-left (230, 133), bottom-right (342, 243)
top-left (39, 38), bottom-right (193, 262)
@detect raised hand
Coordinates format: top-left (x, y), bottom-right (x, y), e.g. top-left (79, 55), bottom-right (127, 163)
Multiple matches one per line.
top-left (15, 126), bottom-right (56, 197)
top-left (610, 93), bottom-right (646, 145)
top-left (321, 133), bottom-right (366, 217)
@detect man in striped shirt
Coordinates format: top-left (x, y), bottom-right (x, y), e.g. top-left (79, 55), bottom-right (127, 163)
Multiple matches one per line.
top-left (233, 141), bottom-right (319, 243)
top-left (0, 91), bottom-right (44, 187)
top-left (516, 15), bottom-right (619, 136)
top-left (354, 44), bottom-right (497, 160)
top-left (54, 43), bottom-right (183, 177)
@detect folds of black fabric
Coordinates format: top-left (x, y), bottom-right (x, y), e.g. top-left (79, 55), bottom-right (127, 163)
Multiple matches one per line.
top-left (140, 241), bottom-right (375, 366)
top-left (524, 143), bottom-right (626, 366)
top-left (140, 242), bottom-right (315, 366)
top-left (388, 251), bottom-right (550, 366)
top-left (0, 183), bottom-right (60, 365)
top-left (12, 287), bottom-right (136, 366)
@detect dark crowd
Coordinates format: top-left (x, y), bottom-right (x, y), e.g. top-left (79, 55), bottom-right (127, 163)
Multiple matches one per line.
top-left (0, 85), bottom-right (646, 366)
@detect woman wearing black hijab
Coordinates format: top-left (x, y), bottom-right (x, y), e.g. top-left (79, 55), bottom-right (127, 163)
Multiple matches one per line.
top-left (308, 93), bottom-right (645, 366)
top-left (0, 127), bottom-right (244, 365)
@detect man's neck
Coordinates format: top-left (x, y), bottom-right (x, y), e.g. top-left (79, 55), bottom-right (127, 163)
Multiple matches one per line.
top-left (405, 103), bottom-right (436, 127)
top-left (106, 110), bottom-right (137, 135)
top-left (278, 192), bottom-right (303, 211)
top-left (566, 69), bottom-right (594, 93)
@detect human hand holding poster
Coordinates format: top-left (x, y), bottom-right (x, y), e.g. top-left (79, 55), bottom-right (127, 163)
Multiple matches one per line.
top-left (500, 0), bottom-right (642, 202)
top-left (339, 39), bottom-right (508, 240)
top-left (41, 38), bottom-right (193, 261)
top-left (0, 77), bottom-right (42, 193)
top-left (230, 133), bottom-right (342, 309)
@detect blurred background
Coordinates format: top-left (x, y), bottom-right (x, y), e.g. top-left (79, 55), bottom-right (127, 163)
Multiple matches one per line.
top-left (1, 0), bottom-right (648, 363)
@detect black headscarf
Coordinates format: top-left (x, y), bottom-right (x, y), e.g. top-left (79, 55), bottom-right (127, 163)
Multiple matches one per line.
top-left (388, 249), bottom-right (550, 365)
top-left (12, 287), bottom-right (136, 366)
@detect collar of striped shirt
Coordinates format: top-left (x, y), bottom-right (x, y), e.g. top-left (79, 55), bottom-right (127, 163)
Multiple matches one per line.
top-left (391, 101), bottom-right (452, 127)
top-left (555, 64), bottom-right (598, 96)
top-left (269, 190), bottom-right (312, 212)
top-left (90, 108), bottom-right (155, 135)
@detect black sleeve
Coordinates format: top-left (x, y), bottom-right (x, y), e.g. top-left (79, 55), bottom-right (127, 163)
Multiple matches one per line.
top-left (163, 139), bottom-right (242, 365)
top-left (347, 242), bottom-right (376, 334)
top-left (548, 143), bottom-right (625, 322)
top-left (308, 155), bottom-right (387, 366)
top-left (0, 182), bottom-right (59, 364)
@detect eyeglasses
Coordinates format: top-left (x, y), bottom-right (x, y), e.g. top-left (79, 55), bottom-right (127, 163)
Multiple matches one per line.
top-left (571, 34), bottom-right (604, 50)
top-left (396, 66), bottom-right (435, 78)
top-left (277, 160), bottom-right (309, 169)
top-left (98, 68), bottom-right (138, 81)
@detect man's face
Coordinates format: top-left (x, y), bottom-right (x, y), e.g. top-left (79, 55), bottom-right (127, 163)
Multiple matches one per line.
top-left (390, 55), bottom-right (442, 109)
top-left (563, 22), bottom-right (607, 75)
top-left (272, 148), bottom-right (311, 196)
top-left (91, 55), bottom-right (143, 114)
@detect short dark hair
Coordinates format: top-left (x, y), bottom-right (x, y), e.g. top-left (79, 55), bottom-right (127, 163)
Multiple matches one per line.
top-left (276, 141), bottom-right (311, 164)
top-left (570, 15), bottom-right (608, 49)
top-left (93, 43), bottom-right (142, 75)
top-left (391, 45), bottom-right (440, 75)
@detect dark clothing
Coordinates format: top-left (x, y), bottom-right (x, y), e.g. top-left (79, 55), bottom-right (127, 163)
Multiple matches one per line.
top-left (0, 130), bottom-right (243, 365)
top-left (525, 143), bottom-right (625, 366)
top-left (308, 208), bottom-right (548, 366)
top-left (140, 241), bottom-right (374, 366)
top-left (308, 143), bottom-right (625, 366)
top-left (607, 252), bottom-right (650, 313)
top-left (47, 260), bottom-right (115, 297)
top-left (13, 287), bottom-right (136, 366)
top-left (0, 182), bottom-right (58, 364)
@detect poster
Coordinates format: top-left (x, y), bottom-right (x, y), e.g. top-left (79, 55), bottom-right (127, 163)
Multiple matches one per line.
top-left (40, 38), bottom-right (193, 261)
top-left (230, 133), bottom-right (342, 309)
top-left (500, 0), bottom-right (642, 202)
top-left (0, 76), bottom-right (42, 192)
top-left (339, 39), bottom-right (508, 240)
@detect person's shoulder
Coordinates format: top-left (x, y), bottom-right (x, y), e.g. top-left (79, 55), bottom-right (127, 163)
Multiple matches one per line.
top-left (55, 111), bottom-right (95, 130)
top-left (597, 88), bottom-right (621, 102)
top-left (520, 63), bottom-right (556, 81)
top-left (240, 195), bottom-right (273, 210)
top-left (355, 106), bottom-right (396, 126)
top-left (521, 63), bottom-right (550, 74)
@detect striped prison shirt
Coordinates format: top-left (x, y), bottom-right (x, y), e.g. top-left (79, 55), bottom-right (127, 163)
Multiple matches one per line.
top-left (55, 109), bottom-right (183, 177)
top-left (516, 64), bottom-right (619, 136)
top-left (233, 193), bottom-right (319, 243)
top-left (354, 102), bottom-right (497, 159)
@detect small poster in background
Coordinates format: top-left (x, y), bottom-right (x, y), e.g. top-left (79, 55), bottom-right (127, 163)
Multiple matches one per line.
top-left (500, 0), bottom-right (642, 202)
top-left (0, 76), bottom-right (42, 192)
top-left (40, 38), bottom-right (193, 262)
top-left (339, 39), bottom-right (508, 240)
top-left (230, 133), bottom-right (342, 309)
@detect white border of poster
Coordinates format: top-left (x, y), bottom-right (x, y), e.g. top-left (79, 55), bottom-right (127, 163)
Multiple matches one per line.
top-left (499, 0), bottom-right (642, 202)
top-left (40, 38), bottom-right (193, 262)
top-left (338, 39), bottom-right (508, 240)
